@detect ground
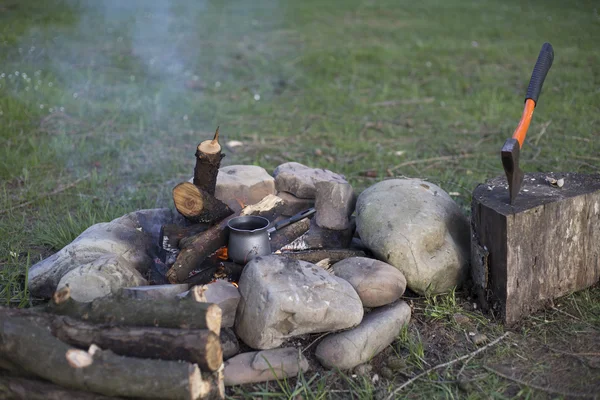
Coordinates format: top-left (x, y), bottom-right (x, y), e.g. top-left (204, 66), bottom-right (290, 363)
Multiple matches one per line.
top-left (0, 0), bottom-right (599, 398)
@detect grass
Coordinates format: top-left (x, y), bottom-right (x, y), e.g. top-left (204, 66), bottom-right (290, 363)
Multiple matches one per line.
top-left (0, 0), bottom-right (598, 398)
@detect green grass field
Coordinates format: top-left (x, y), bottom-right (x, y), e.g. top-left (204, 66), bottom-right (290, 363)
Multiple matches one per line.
top-left (1, 0), bottom-right (599, 398)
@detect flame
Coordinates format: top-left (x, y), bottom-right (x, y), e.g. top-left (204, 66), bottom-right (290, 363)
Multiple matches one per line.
top-left (231, 282), bottom-right (239, 288)
top-left (235, 198), bottom-right (246, 209)
top-left (216, 247), bottom-right (228, 260)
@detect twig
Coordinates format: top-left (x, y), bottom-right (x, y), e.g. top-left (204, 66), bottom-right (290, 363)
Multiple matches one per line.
top-left (385, 332), bottom-right (510, 400)
top-left (483, 365), bottom-right (597, 399)
top-left (0, 174), bottom-right (90, 215)
top-left (390, 154), bottom-right (474, 172)
top-left (532, 120), bottom-right (552, 146)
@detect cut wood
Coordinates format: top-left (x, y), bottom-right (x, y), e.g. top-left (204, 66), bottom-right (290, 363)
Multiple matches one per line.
top-left (187, 282), bottom-right (240, 328)
top-left (239, 194), bottom-right (284, 220)
top-left (276, 248), bottom-right (366, 264)
top-left (173, 182), bottom-right (233, 224)
top-left (269, 216), bottom-right (311, 252)
top-left (194, 126), bottom-right (225, 196)
top-left (160, 223), bottom-right (209, 253)
top-left (120, 284), bottom-right (190, 300)
top-left (0, 376), bottom-right (123, 400)
top-left (471, 172), bottom-right (600, 325)
top-left (47, 286), bottom-right (222, 335)
top-left (280, 218), bottom-right (354, 251)
top-left (0, 306), bottom-right (222, 371)
top-left (169, 194), bottom-right (285, 284)
top-left (0, 317), bottom-right (222, 399)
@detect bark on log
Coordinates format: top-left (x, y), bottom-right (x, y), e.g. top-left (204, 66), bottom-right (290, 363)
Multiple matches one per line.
top-left (169, 213), bottom-right (238, 284)
top-left (0, 376), bottom-right (125, 400)
top-left (269, 217), bottom-right (311, 252)
top-left (160, 223), bottom-right (209, 253)
top-left (173, 182), bottom-right (233, 224)
top-left (0, 317), bottom-right (222, 399)
top-left (280, 218), bottom-right (355, 251)
top-left (0, 306), bottom-right (222, 371)
top-left (471, 172), bottom-right (600, 325)
top-left (47, 286), bottom-right (222, 335)
top-left (194, 127), bottom-right (225, 196)
top-left (276, 249), bottom-right (366, 264)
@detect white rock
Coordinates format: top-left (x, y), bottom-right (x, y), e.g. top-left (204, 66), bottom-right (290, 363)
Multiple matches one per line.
top-left (273, 162), bottom-right (347, 199)
top-left (57, 255), bottom-right (147, 302)
top-left (315, 301), bottom-right (411, 370)
top-left (224, 348), bottom-right (309, 386)
top-left (332, 257), bottom-right (406, 307)
top-left (235, 255), bottom-right (364, 349)
top-left (356, 179), bottom-right (470, 294)
top-left (191, 165), bottom-right (276, 212)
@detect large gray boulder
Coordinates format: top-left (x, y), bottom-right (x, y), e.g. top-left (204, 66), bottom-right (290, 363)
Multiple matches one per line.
top-left (57, 254), bottom-right (148, 302)
top-left (315, 301), bottom-right (411, 370)
top-left (332, 257), bottom-right (406, 307)
top-left (355, 179), bottom-right (470, 295)
top-left (28, 208), bottom-right (182, 298)
top-left (234, 255), bottom-right (364, 349)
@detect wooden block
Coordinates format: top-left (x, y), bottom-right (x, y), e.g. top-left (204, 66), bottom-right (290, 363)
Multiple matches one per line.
top-left (120, 284), bottom-right (189, 300)
top-left (471, 172), bottom-right (600, 325)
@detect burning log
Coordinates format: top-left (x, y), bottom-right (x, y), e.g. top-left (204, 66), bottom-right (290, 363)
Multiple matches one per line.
top-left (269, 216), bottom-right (311, 252)
top-left (172, 182), bottom-right (233, 224)
top-left (280, 218), bottom-right (355, 251)
top-left (47, 286), bottom-right (222, 335)
top-left (0, 317), bottom-right (222, 399)
top-left (160, 223), bottom-right (209, 253)
top-left (168, 195), bottom-right (284, 284)
top-left (0, 307), bottom-right (222, 372)
top-left (194, 126), bottom-right (225, 196)
top-left (276, 248), bottom-right (366, 264)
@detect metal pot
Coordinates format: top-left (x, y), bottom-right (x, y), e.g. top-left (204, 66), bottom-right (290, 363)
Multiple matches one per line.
top-left (227, 208), bottom-right (315, 264)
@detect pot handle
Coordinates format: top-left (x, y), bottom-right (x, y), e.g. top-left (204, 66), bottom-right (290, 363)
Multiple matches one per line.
top-left (267, 207), bottom-right (315, 233)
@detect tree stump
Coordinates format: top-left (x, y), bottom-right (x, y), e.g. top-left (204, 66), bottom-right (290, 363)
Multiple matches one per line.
top-left (470, 172), bottom-right (600, 325)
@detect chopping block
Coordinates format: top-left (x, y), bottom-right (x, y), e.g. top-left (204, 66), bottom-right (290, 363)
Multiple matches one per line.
top-left (470, 172), bottom-right (600, 325)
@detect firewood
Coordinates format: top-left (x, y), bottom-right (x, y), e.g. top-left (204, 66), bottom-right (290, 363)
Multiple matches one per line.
top-left (0, 376), bottom-right (124, 400)
top-left (160, 223), bottom-right (209, 253)
top-left (269, 216), bottom-right (311, 252)
top-left (173, 182), bottom-right (233, 223)
top-left (169, 195), bottom-right (285, 284)
top-left (0, 307), bottom-right (222, 371)
top-left (194, 126), bottom-right (225, 196)
top-left (280, 218), bottom-right (355, 251)
top-left (47, 286), bottom-right (222, 335)
top-left (276, 249), bottom-right (366, 264)
top-left (0, 317), bottom-right (223, 399)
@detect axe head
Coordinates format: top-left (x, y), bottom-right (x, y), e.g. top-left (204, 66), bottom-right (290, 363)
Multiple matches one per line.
top-left (501, 138), bottom-right (524, 204)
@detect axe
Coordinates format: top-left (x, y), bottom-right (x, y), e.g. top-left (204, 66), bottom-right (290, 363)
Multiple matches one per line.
top-left (501, 42), bottom-right (554, 204)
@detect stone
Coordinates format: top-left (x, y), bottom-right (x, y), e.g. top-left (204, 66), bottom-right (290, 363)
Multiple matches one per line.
top-left (332, 257), bottom-right (406, 307)
top-left (120, 284), bottom-right (189, 300)
top-left (191, 165), bottom-right (275, 213)
top-left (220, 328), bottom-right (240, 360)
top-left (354, 363), bottom-right (373, 377)
top-left (380, 367), bottom-right (394, 380)
top-left (276, 191), bottom-right (315, 217)
top-left (224, 348), bottom-right (309, 386)
top-left (355, 178), bottom-right (470, 295)
top-left (386, 357), bottom-right (406, 371)
top-left (193, 280), bottom-right (241, 328)
top-left (273, 162), bottom-right (347, 199)
top-left (315, 301), bottom-right (411, 370)
top-left (472, 333), bottom-right (488, 345)
top-left (234, 255), bottom-right (364, 349)
top-left (57, 255), bottom-right (148, 302)
top-left (452, 313), bottom-right (471, 325)
top-left (314, 180), bottom-right (356, 230)
top-left (28, 208), bottom-right (181, 299)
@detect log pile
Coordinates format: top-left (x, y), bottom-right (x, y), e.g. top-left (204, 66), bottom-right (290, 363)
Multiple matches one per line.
top-left (0, 286), bottom-right (225, 399)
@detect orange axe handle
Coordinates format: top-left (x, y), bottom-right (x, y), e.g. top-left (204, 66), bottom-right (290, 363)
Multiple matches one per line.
top-left (512, 43), bottom-right (554, 148)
